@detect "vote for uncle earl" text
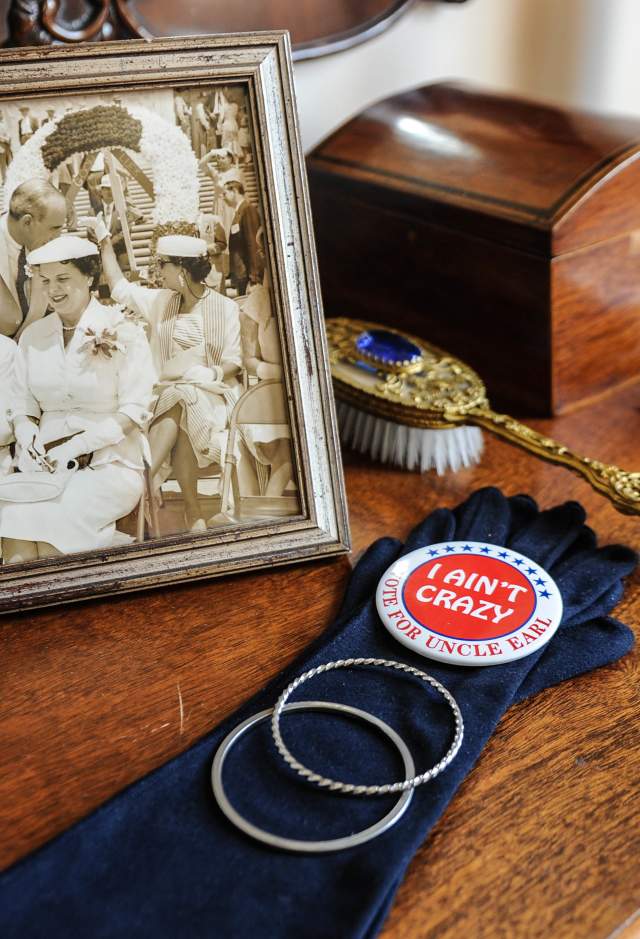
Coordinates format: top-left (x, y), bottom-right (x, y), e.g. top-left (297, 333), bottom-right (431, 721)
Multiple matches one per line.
top-left (381, 565), bottom-right (553, 659)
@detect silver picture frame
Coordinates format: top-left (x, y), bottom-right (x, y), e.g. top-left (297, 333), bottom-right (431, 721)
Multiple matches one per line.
top-left (0, 32), bottom-right (350, 612)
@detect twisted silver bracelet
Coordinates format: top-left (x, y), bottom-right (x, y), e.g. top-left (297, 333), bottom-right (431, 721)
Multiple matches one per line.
top-left (270, 657), bottom-right (464, 796)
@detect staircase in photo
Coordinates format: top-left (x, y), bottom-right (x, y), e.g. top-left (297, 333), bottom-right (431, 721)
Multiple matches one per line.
top-left (69, 156), bottom-right (259, 284)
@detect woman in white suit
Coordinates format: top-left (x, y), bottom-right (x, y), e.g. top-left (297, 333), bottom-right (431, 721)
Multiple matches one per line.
top-left (0, 235), bottom-right (155, 563)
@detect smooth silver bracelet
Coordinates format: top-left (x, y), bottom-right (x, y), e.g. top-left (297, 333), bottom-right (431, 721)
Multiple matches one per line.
top-left (212, 700), bottom-right (416, 853)
top-left (270, 657), bottom-right (464, 796)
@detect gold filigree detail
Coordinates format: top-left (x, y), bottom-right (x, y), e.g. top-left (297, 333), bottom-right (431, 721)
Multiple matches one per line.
top-left (467, 408), bottom-right (640, 515)
top-left (326, 317), bottom-right (487, 416)
top-left (326, 317), bottom-right (640, 516)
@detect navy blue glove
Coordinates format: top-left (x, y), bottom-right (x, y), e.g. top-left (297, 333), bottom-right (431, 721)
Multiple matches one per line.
top-left (0, 488), bottom-right (635, 939)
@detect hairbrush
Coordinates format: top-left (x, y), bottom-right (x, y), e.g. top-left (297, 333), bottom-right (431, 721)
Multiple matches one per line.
top-left (326, 317), bottom-right (640, 515)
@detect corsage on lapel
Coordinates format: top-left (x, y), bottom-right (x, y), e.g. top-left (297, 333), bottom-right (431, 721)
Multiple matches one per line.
top-left (79, 326), bottom-right (125, 359)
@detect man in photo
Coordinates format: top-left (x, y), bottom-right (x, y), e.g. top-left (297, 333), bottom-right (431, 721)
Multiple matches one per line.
top-left (192, 93), bottom-right (210, 159)
top-left (199, 147), bottom-right (240, 181)
top-left (223, 175), bottom-right (263, 297)
top-left (199, 148), bottom-right (245, 238)
top-left (198, 210), bottom-right (228, 293)
top-left (174, 94), bottom-right (191, 139)
top-left (0, 179), bottom-right (66, 338)
top-left (85, 151), bottom-right (106, 215)
top-left (18, 107), bottom-right (36, 145)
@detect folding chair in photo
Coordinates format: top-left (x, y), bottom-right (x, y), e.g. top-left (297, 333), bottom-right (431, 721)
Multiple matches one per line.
top-left (217, 379), bottom-right (297, 521)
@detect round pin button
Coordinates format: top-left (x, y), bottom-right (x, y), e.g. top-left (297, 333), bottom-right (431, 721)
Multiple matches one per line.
top-left (376, 542), bottom-right (563, 666)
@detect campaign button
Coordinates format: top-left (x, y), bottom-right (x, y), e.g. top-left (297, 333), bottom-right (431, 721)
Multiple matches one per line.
top-left (376, 541), bottom-right (563, 666)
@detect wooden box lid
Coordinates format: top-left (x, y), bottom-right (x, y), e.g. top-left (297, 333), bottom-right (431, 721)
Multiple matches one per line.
top-left (308, 82), bottom-right (640, 257)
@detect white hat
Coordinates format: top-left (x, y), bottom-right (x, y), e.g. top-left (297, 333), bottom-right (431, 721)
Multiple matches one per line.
top-left (222, 170), bottom-right (243, 186)
top-left (156, 235), bottom-right (208, 258)
top-left (99, 175), bottom-right (111, 188)
top-left (27, 235), bottom-right (99, 265)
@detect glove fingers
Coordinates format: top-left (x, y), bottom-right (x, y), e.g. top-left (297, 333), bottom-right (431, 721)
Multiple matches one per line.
top-left (453, 487), bottom-right (512, 543)
top-left (403, 508), bottom-right (456, 553)
top-left (514, 616), bottom-right (634, 702)
top-left (554, 544), bottom-right (637, 621)
top-left (337, 537), bottom-right (403, 622)
top-left (556, 523), bottom-right (597, 559)
top-left (508, 500), bottom-right (586, 566)
top-left (506, 493), bottom-right (538, 536)
top-left (560, 580), bottom-right (625, 629)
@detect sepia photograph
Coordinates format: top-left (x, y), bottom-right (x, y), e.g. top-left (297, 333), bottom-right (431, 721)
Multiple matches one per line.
top-left (0, 83), bottom-right (301, 558)
top-left (0, 37), bottom-right (349, 610)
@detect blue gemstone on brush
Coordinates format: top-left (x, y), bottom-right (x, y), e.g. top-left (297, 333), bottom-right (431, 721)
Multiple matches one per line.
top-left (356, 329), bottom-right (422, 366)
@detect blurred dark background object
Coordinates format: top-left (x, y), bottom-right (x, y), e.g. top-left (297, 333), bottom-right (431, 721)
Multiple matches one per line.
top-left (307, 81), bottom-right (640, 416)
top-left (1, 0), bottom-right (468, 55)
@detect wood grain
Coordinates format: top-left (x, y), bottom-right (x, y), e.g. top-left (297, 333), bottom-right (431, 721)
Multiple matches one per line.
top-left (119, 0), bottom-right (412, 50)
top-left (0, 558), bottom-right (350, 868)
top-left (553, 151), bottom-right (640, 255)
top-left (307, 82), bottom-right (640, 416)
top-left (2, 378), bottom-right (640, 938)
top-left (552, 233), bottom-right (640, 413)
top-left (309, 185), bottom-right (553, 414)
top-left (309, 83), bottom-right (640, 233)
top-left (5, 0), bottom-right (420, 59)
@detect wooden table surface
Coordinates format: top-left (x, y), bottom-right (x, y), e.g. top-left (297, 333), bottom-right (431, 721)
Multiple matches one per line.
top-left (1, 380), bottom-right (640, 939)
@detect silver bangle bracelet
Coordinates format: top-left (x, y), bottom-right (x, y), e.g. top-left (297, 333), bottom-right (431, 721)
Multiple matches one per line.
top-left (212, 700), bottom-right (416, 853)
top-left (270, 658), bottom-right (464, 796)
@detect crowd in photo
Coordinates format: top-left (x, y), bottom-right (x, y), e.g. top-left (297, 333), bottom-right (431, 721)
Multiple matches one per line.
top-left (174, 88), bottom-right (252, 164)
top-left (0, 87), bottom-right (297, 565)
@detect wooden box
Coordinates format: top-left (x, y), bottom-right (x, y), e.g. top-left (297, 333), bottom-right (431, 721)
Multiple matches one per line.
top-left (307, 82), bottom-right (640, 415)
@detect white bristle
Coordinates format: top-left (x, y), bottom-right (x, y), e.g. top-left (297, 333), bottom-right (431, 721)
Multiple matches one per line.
top-left (336, 401), bottom-right (484, 474)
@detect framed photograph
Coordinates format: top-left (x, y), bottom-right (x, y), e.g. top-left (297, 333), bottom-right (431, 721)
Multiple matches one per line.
top-left (0, 33), bottom-right (350, 613)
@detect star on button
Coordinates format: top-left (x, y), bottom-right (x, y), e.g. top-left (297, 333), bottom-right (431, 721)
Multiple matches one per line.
top-left (535, 578), bottom-right (546, 586)
top-left (444, 546), bottom-right (455, 553)
top-left (539, 589), bottom-right (551, 599)
top-left (498, 551), bottom-right (509, 559)
top-left (527, 567), bottom-right (536, 575)
top-left (428, 549), bottom-right (440, 557)
top-left (513, 558), bottom-right (524, 566)
top-left (462, 545), bottom-right (473, 552)
top-left (480, 546), bottom-right (491, 554)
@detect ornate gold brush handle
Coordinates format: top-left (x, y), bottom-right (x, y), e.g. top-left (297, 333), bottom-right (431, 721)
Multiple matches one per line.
top-left (462, 406), bottom-right (640, 516)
